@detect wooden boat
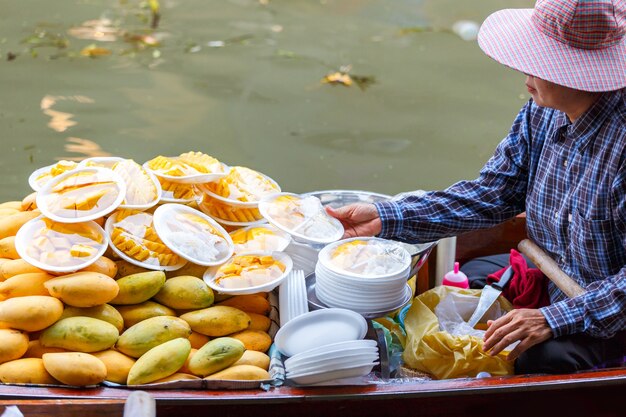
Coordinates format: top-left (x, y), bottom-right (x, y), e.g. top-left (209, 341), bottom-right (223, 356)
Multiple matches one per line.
top-left (1, 215), bottom-right (624, 417)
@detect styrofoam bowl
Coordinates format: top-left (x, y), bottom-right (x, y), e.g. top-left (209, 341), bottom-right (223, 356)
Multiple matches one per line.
top-left (204, 251), bottom-right (293, 295)
top-left (318, 237), bottom-right (411, 280)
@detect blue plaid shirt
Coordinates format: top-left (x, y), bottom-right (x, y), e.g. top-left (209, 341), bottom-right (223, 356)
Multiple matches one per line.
top-left (376, 89), bottom-right (626, 339)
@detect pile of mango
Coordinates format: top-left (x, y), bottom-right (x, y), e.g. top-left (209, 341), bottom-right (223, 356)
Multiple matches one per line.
top-left (0, 197), bottom-right (275, 387)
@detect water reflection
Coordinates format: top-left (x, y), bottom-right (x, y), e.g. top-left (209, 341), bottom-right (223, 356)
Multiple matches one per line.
top-left (60, 137), bottom-right (112, 161)
top-left (40, 95), bottom-right (95, 133)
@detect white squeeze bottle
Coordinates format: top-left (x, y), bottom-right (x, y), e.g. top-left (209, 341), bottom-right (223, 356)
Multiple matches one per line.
top-left (442, 262), bottom-right (469, 289)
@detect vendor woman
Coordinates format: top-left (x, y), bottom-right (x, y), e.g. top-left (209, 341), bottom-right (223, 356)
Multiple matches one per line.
top-left (327, 0), bottom-right (626, 374)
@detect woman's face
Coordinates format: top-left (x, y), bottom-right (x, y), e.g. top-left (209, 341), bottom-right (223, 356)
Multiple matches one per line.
top-left (525, 75), bottom-right (571, 109)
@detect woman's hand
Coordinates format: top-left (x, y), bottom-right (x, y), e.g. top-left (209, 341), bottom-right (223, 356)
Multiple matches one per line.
top-left (482, 308), bottom-right (553, 361)
top-left (325, 203), bottom-right (382, 238)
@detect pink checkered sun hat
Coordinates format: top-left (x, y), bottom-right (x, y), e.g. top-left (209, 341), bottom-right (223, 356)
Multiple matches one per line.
top-left (477, 0), bottom-right (626, 92)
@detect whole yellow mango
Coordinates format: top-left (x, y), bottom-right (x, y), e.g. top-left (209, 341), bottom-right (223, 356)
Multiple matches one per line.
top-left (153, 275), bottom-right (214, 310)
top-left (229, 329), bottom-right (272, 353)
top-left (80, 256), bottom-right (117, 278)
top-left (111, 271), bottom-right (166, 305)
top-left (0, 236), bottom-right (18, 259)
top-left (188, 331), bottom-right (210, 349)
top-left (40, 317), bottom-right (119, 352)
top-left (180, 305), bottom-right (250, 337)
top-left (127, 338), bottom-right (191, 385)
top-left (114, 260), bottom-right (150, 278)
top-left (188, 337), bottom-right (245, 377)
top-left (92, 350), bottom-right (136, 385)
top-left (116, 316), bottom-right (191, 358)
top-left (0, 259), bottom-right (45, 280)
top-left (23, 340), bottom-right (67, 358)
top-left (115, 300), bottom-right (176, 329)
top-left (232, 350), bottom-right (270, 370)
top-left (247, 313), bottom-right (271, 332)
top-left (0, 201), bottom-right (22, 211)
top-left (204, 364), bottom-right (270, 381)
top-left (0, 329), bottom-right (29, 364)
top-left (165, 262), bottom-right (206, 279)
top-left (21, 192), bottom-right (37, 211)
top-left (60, 304), bottom-right (124, 332)
top-left (0, 358), bottom-right (58, 384)
top-left (0, 295), bottom-right (63, 331)
top-left (0, 272), bottom-right (54, 300)
top-left (44, 272), bottom-right (119, 307)
top-left (153, 372), bottom-right (200, 383)
top-left (0, 210), bottom-right (40, 240)
top-left (179, 348), bottom-right (197, 374)
top-left (216, 294), bottom-right (271, 315)
top-left (42, 352), bottom-right (107, 386)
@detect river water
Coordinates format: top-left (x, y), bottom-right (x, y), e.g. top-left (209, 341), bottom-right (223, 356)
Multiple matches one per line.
top-left (0, 0), bottom-right (533, 203)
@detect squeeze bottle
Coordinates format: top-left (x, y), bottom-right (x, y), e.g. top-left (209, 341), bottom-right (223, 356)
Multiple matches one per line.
top-left (442, 262), bottom-right (469, 289)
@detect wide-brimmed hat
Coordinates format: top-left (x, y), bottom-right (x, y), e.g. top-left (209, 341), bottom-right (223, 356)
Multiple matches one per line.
top-left (477, 0), bottom-right (626, 92)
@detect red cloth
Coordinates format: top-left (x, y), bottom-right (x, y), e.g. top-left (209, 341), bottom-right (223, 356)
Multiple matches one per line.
top-left (486, 249), bottom-right (551, 309)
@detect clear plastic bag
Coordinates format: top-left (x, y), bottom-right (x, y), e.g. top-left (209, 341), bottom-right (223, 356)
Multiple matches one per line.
top-left (402, 286), bottom-right (514, 379)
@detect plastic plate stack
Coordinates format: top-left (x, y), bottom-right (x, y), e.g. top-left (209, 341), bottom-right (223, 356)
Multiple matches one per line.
top-left (284, 339), bottom-right (379, 385)
top-left (274, 308), bottom-right (378, 385)
top-left (314, 237), bottom-right (412, 314)
top-left (279, 269), bottom-right (309, 327)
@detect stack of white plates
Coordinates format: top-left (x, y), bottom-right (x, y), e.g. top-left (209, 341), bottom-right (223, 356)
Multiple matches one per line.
top-left (314, 238), bottom-right (412, 314)
top-left (279, 269), bottom-right (309, 326)
top-left (284, 339), bottom-right (379, 385)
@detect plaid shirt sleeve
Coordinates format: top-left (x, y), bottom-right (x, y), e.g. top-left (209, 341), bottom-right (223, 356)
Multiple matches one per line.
top-left (540, 154), bottom-right (626, 339)
top-left (374, 102), bottom-right (532, 243)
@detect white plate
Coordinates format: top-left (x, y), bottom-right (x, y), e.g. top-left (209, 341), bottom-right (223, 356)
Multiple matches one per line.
top-left (195, 168), bottom-right (281, 208)
top-left (153, 204), bottom-right (234, 266)
top-left (285, 345), bottom-right (378, 369)
top-left (15, 215), bottom-right (107, 273)
top-left (315, 260), bottom-right (411, 285)
top-left (315, 283), bottom-right (412, 314)
top-left (36, 167), bottom-right (126, 223)
top-left (287, 361), bottom-right (378, 385)
top-left (274, 308), bottom-right (367, 357)
top-left (230, 224), bottom-right (292, 255)
top-left (28, 162), bottom-right (80, 192)
top-left (203, 251), bottom-right (293, 295)
top-left (105, 211), bottom-right (187, 271)
top-left (112, 160), bottom-right (162, 210)
top-left (286, 352), bottom-right (379, 375)
top-left (197, 200), bottom-right (268, 228)
top-left (284, 339), bottom-right (378, 368)
top-left (143, 161), bottom-right (229, 184)
top-left (258, 193), bottom-right (344, 245)
top-left (78, 156), bottom-right (125, 169)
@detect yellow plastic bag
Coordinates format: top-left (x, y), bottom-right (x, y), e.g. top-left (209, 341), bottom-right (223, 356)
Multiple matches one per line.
top-left (402, 285), bottom-right (514, 379)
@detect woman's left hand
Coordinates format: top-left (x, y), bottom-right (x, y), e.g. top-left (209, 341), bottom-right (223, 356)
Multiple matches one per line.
top-left (482, 308), bottom-right (553, 361)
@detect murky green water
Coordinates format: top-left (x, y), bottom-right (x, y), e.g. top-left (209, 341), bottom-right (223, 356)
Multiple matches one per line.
top-left (0, 0), bottom-right (533, 203)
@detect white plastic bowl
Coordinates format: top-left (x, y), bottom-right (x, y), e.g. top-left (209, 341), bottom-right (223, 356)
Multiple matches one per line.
top-left (203, 251), bottom-right (293, 295)
top-left (36, 167), bottom-right (126, 223)
top-left (318, 237), bottom-right (411, 280)
top-left (15, 216), bottom-right (108, 273)
top-left (153, 203), bottom-right (234, 266)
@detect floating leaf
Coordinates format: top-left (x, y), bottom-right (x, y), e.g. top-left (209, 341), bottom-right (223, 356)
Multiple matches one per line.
top-left (80, 44), bottom-right (112, 57)
top-left (322, 72), bottom-right (353, 87)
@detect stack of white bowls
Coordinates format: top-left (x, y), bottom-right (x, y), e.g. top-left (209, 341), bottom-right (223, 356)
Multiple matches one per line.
top-left (315, 237), bottom-right (412, 314)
